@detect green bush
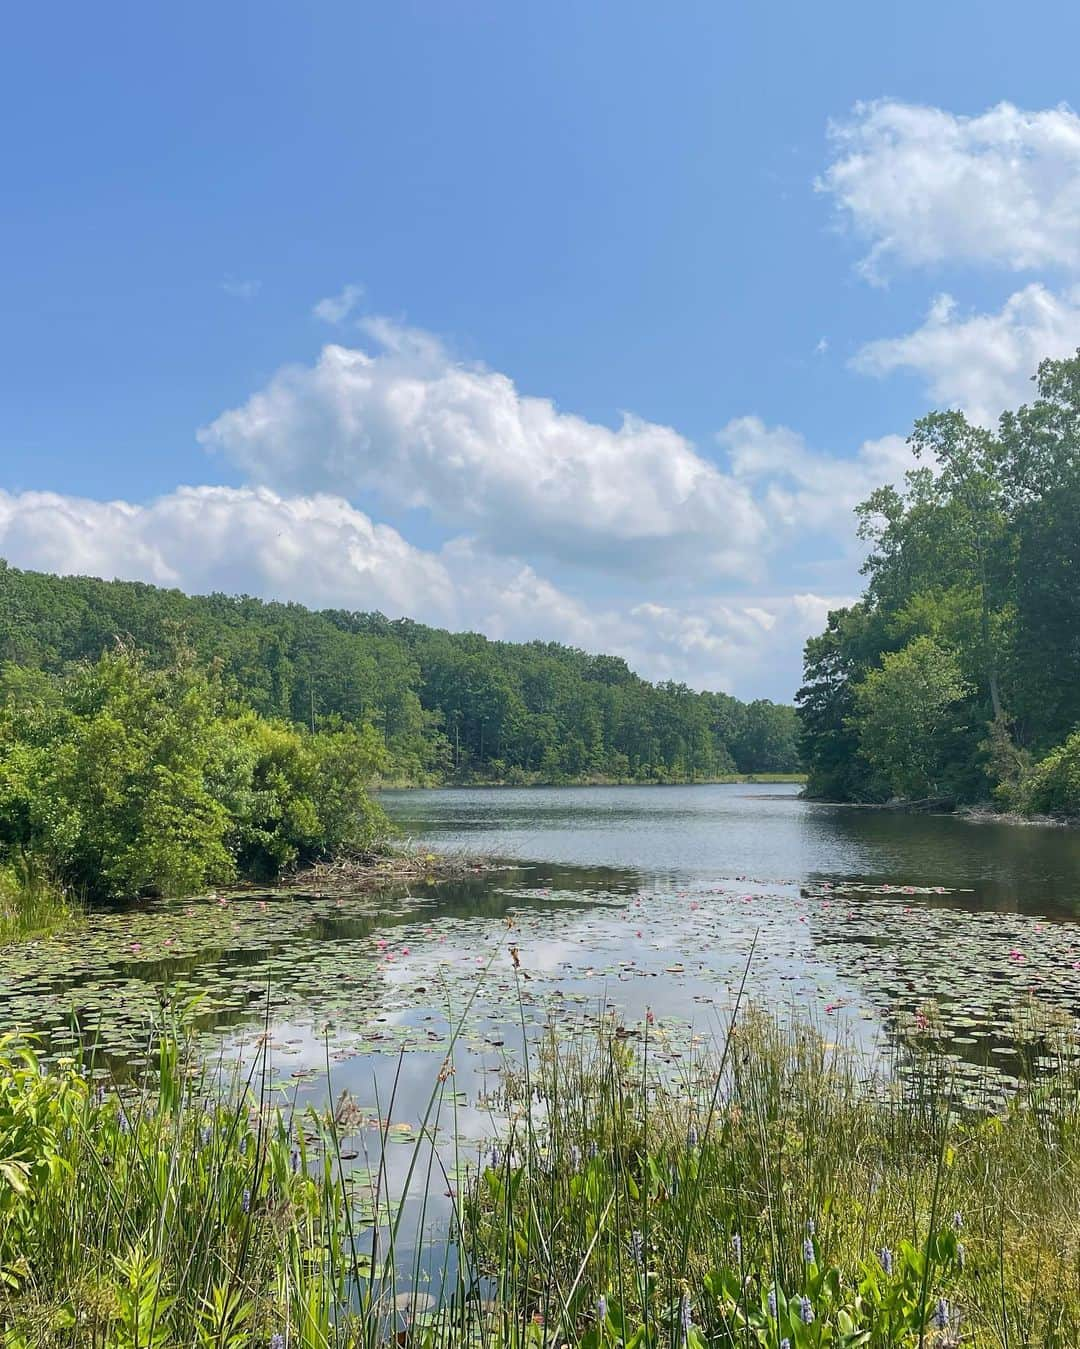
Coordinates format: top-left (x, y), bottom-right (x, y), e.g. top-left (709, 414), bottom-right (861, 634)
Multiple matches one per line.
top-left (1020, 731), bottom-right (1080, 817)
top-left (0, 648), bottom-right (389, 900)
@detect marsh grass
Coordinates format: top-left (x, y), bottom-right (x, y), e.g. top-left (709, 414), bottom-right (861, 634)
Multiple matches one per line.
top-left (461, 1002), bottom-right (1080, 1349)
top-left (0, 861), bottom-right (75, 947)
top-left (0, 978), bottom-right (1077, 1347)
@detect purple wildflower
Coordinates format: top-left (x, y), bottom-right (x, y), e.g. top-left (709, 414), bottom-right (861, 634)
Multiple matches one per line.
top-left (630, 1230), bottom-right (644, 1266)
top-left (934, 1298), bottom-right (950, 1330)
top-left (596, 1295), bottom-right (607, 1322)
top-left (879, 1246), bottom-right (894, 1276)
top-left (803, 1236), bottom-right (815, 1263)
top-left (767, 1286), bottom-right (777, 1318)
top-left (731, 1232), bottom-right (742, 1263)
top-left (679, 1290), bottom-right (692, 1340)
top-left (799, 1296), bottom-right (814, 1325)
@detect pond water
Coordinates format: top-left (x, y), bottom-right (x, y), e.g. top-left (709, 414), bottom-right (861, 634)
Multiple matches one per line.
top-left (3, 784), bottom-right (1078, 1271)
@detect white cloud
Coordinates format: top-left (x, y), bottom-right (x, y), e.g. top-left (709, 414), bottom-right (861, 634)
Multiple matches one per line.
top-left (198, 319), bottom-right (768, 577)
top-left (852, 284), bottom-right (1080, 425)
top-left (719, 416), bottom-right (917, 533)
top-left (0, 486), bottom-right (455, 617)
top-left (629, 593), bottom-right (851, 693)
top-left (312, 283), bottom-right (365, 324)
top-left (221, 278), bottom-right (262, 300)
top-left (818, 100), bottom-right (1080, 280)
top-left (0, 484), bottom-right (843, 698)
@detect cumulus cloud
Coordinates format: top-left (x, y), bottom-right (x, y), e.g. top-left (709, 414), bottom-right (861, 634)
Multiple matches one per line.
top-left (0, 485), bottom-right (840, 698)
top-left (628, 593), bottom-right (851, 693)
top-left (0, 486), bottom-right (455, 617)
top-left (852, 284), bottom-right (1080, 425)
top-left (198, 319), bottom-right (767, 577)
top-left (818, 100), bottom-right (1080, 280)
top-left (312, 283), bottom-right (365, 324)
top-left (719, 416), bottom-right (917, 532)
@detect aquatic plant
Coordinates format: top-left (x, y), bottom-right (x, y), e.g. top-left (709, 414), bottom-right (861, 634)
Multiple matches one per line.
top-left (463, 1004), bottom-right (1080, 1348)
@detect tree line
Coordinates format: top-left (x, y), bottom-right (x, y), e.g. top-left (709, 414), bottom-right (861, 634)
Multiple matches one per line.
top-left (798, 350), bottom-right (1080, 817)
top-left (0, 565), bottom-right (800, 786)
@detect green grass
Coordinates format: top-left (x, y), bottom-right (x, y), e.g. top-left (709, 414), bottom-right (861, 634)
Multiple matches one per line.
top-left (0, 993), bottom-right (1076, 1346)
top-left (464, 1007), bottom-right (1080, 1348)
top-left (0, 862), bottom-right (77, 947)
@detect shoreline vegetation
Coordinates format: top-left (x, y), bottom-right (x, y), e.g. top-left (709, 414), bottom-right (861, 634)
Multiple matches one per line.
top-left (0, 645), bottom-right (396, 946)
top-left (375, 771), bottom-right (807, 790)
top-left (797, 351), bottom-right (1080, 825)
top-left (1, 992), bottom-right (1076, 1346)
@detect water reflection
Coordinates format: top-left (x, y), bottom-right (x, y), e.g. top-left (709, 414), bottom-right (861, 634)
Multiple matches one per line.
top-left (3, 784), bottom-right (1077, 1261)
top-left (384, 783), bottom-right (1080, 918)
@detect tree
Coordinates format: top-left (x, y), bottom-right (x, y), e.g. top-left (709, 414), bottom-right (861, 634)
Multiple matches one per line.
top-left (851, 637), bottom-right (971, 800)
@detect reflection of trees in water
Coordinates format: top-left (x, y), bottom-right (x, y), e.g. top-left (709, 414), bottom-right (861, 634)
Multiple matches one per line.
top-left (803, 804), bottom-right (1080, 918)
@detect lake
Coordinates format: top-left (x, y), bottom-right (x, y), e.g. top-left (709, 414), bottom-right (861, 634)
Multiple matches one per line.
top-left (3, 782), bottom-right (1078, 1248)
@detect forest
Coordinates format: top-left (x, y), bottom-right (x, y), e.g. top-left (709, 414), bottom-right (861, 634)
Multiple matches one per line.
top-left (0, 564), bottom-right (799, 786)
top-left (798, 349), bottom-right (1080, 817)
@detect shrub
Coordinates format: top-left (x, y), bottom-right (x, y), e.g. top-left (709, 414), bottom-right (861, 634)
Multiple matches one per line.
top-left (1020, 730), bottom-right (1080, 817)
top-left (0, 648), bottom-right (389, 900)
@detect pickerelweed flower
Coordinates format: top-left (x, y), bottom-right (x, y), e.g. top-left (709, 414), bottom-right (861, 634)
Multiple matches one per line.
top-left (687, 1125), bottom-right (699, 1147)
top-left (803, 1236), bottom-right (815, 1263)
top-left (879, 1247), bottom-right (894, 1276)
top-left (934, 1298), bottom-right (950, 1330)
top-left (680, 1291), bottom-right (692, 1339)
top-left (630, 1230), bottom-right (644, 1266)
top-left (596, 1295), bottom-right (607, 1322)
top-left (799, 1296), bottom-right (814, 1325)
top-left (242, 1188), bottom-right (251, 1213)
top-left (490, 1146), bottom-right (501, 1169)
top-left (952, 1211), bottom-right (963, 1230)
top-left (780, 1341), bottom-right (791, 1349)
top-left (270, 1335), bottom-right (285, 1349)
top-left (767, 1286), bottom-right (777, 1318)
top-left (806, 1217), bottom-right (816, 1236)
top-left (731, 1232), bottom-right (742, 1263)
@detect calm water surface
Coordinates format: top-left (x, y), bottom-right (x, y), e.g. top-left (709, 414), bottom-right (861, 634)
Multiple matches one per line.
top-left (383, 782), bottom-right (1080, 918)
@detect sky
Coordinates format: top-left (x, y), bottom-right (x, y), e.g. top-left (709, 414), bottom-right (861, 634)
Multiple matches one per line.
top-left (3, 1), bottom-right (1080, 701)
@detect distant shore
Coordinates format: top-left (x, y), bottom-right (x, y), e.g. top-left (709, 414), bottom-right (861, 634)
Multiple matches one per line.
top-left (375, 772), bottom-right (807, 790)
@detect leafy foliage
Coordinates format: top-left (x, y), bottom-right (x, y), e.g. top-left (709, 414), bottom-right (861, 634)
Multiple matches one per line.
top-left (0, 648), bottom-right (388, 900)
top-left (0, 565), bottom-right (801, 785)
top-left (852, 637), bottom-right (972, 800)
top-left (798, 350), bottom-right (1080, 812)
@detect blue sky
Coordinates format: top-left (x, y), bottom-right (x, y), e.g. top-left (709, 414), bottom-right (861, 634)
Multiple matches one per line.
top-left (4, 1), bottom-right (1080, 699)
